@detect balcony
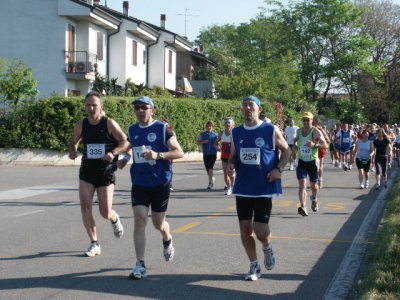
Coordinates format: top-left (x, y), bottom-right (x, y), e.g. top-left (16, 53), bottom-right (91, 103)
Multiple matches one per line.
top-left (65, 51), bottom-right (97, 81)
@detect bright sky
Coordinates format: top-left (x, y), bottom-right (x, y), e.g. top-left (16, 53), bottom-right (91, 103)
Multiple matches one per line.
top-left (103, 0), bottom-right (268, 42)
top-left (104, 0), bottom-right (400, 43)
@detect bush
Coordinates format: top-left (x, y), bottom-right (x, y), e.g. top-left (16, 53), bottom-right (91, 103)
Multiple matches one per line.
top-left (0, 95), bottom-right (299, 152)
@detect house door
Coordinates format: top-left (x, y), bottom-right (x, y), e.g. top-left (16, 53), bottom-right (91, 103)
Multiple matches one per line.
top-left (68, 24), bottom-right (75, 63)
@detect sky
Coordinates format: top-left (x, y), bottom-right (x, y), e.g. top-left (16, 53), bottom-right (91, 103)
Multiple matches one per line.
top-left (102, 0), bottom-right (269, 42)
top-left (103, 0), bottom-right (400, 43)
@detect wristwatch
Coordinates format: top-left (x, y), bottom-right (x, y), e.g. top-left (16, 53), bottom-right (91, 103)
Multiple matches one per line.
top-left (158, 152), bottom-right (164, 160)
top-left (112, 151), bottom-right (117, 157)
top-left (276, 167), bottom-right (284, 173)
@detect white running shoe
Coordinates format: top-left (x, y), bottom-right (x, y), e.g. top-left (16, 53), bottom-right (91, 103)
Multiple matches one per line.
top-left (311, 196), bottom-right (318, 212)
top-left (359, 183), bottom-right (364, 189)
top-left (163, 235), bottom-right (174, 261)
top-left (112, 214), bottom-right (124, 238)
top-left (226, 186), bottom-right (233, 195)
top-left (244, 261), bottom-right (261, 281)
top-left (263, 244), bottom-right (276, 270)
top-left (349, 165), bottom-right (352, 170)
top-left (207, 177), bottom-right (215, 189)
top-left (129, 260), bottom-right (147, 279)
top-left (318, 180), bottom-right (323, 189)
top-left (290, 164), bottom-right (294, 171)
top-left (298, 206), bottom-right (308, 216)
top-left (85, 242), bottom-right (101, 257)
top-left (365, 180), bottom-right (369, 188)
top-left (371, 166), bottom-right (375, 172)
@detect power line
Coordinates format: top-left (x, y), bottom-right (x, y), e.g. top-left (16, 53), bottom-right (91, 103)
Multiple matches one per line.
top-left (175, 8), bottom-right (200, 37)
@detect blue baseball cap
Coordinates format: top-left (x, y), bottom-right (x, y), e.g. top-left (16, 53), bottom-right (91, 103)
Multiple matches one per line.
top-left (242, 95), bottom-right (261, 107)
top-left (132, 96), bottom-right (154, 107)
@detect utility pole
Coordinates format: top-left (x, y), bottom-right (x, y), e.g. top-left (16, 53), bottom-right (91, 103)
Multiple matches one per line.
top-left (175, 8), bottom-right (200, 37)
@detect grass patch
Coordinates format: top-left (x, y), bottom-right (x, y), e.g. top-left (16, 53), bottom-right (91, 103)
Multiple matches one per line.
top-left (356, 178), bottom-right (400, 299)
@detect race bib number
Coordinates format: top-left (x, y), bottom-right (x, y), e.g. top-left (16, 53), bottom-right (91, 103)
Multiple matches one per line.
top-left (300, 146), bottom-right (312, 161)
top-left (240, 148), bottom-right (260, 165)
top-left (133, 146), bottom-right (151, 163)
top-left (342, 138), bottom-right (350, 143)
top-left (87, 144), bottom-right (105, 159)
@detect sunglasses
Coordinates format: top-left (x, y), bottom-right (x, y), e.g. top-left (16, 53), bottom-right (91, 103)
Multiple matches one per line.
top-left (302, 118), bottom-right (310, 122)
top-left (134, 105), bottom-right (150, 111)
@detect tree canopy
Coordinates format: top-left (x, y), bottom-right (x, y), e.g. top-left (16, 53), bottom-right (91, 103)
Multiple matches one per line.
top-left (194, 0), bottom-right (400, 124)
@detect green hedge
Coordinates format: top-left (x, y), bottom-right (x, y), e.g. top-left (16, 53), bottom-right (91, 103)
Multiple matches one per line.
top-left (0, 95), bottom-right (277, 152)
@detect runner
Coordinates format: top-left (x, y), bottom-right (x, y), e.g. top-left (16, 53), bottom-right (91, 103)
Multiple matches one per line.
top-left (117, 96), bottom-right (184, 279)
top-left (197, 121), bottom-right (218, 189)
top-left (373, 128), bottom-right (391, 190)
top-left (312, 117), bottom-right (330, 188)
top-left (333, 123), bottom-right (342, 167)
top-left (215, 117), bottom-right (235, 195)
top-left (351, 129), bottom-right (374, 189)
top-left (336, 123), bottom-right (354, 171)
top-left (368, 123), bottom-right (377, 172)
top-left (292, 112), bottom-right (328, 216)
top-left (68, 91), bottom-right (129, 257)
top-left (226, 95), bottom-right (291, 280)
top-left (284, 119), bottom-right (299, 170)
top-left (394, 127), bottom-right (400, 165)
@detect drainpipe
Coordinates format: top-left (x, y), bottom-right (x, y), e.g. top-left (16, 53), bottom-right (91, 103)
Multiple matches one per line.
top-left (106, 25), bottom-right (121, 77)
top-left (163, 34), bottom-right (177, 91)
top-left (146, 26), bottom-right (160, 86)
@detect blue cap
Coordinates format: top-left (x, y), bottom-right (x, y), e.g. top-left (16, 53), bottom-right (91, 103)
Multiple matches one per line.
top-left (132, 96), bottom-right (154, 107)
top-left (242, 95), bottom-right (261, 107)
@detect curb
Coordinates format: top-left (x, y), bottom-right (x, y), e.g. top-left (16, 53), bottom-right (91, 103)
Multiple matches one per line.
top-left (0, 148), bottom-right (205, 166)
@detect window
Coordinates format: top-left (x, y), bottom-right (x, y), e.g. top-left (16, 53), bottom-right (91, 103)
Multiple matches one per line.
top-left (168, 50), bottom-right (172, 74)
top-left (97, 31), bottom-right (104, 60)
top-left (132, 40), bottom-right (137, 66)
top-left (143, 50), bottom-right (146, 65)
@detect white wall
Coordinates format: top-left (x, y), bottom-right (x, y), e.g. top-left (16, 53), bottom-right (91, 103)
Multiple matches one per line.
top-left (0, 0), bottom-right (70, 98)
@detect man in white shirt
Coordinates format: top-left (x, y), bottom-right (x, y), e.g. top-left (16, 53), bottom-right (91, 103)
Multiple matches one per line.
top-left (284, 120), bottom-right (299, 170)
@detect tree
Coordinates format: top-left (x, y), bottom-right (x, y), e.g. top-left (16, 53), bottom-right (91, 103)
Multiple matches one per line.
top-left (267, 0), bottom-right (379, 101)
top-left (0, 58), bottom-right (39, 105)
top-left (354, 0), bottom-right (400, 123)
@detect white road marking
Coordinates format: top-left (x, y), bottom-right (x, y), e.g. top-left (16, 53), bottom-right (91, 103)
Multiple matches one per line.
top-left (14, 210), bottom-right (45, 217)
top-left (0, 184), bottom-right (76, 200)
top-left (323, 168), bottom-right (398, 299)
top-left (173, 175), bottom-right (198, 181)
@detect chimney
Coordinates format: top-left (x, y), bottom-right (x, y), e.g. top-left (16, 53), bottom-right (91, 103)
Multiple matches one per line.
top-left (161, 14), bottom-right (167, 29)
top-left (123, 1), bottom-right (129, 16)
top-left (93, 0), bottom-right (100, 5)
top-left (199, 45), bottom-right (204, 53)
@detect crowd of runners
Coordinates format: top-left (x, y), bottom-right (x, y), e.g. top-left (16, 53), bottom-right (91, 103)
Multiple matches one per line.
top-left (69, 92), bottom-right (397, 282)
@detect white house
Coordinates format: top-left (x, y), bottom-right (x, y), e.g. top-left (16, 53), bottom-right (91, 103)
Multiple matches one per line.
top-left (0, 0), bottom-right (193, 97)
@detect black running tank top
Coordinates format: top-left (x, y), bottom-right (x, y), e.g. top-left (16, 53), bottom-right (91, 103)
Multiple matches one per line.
top-left (81, 116), bottom-right (119, 171)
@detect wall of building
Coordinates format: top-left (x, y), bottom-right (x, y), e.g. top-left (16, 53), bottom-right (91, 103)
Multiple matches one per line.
top-left (0, 0), bottom-right (71, 98)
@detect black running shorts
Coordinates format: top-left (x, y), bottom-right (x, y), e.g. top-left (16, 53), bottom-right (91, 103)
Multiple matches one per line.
top-left (131, 182), bottom-right (171, 212)
top-left (236, 196), bottom-right (272, 224)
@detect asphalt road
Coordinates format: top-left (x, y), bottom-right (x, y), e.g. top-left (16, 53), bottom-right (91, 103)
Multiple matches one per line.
top-left (0, 160), bottom-right (398, 300)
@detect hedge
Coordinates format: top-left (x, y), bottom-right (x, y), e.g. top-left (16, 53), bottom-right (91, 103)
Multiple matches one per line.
top-left (0, 95), bottom-right (277, 152)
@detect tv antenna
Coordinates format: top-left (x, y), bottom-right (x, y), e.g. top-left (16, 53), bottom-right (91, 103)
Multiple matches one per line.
top-left (175, 8), bottom-right (200, 37)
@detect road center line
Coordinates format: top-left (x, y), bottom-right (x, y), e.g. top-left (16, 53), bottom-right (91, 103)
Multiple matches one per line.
top-left (14, 210), bottom-right (45, 217)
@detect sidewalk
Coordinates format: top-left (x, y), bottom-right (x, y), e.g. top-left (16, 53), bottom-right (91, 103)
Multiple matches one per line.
top-left (0, 148), bottom-right (204, 166)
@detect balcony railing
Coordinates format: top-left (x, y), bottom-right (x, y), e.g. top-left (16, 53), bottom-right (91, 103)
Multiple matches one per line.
top-left (65, 51), bottom-right (97, 74)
